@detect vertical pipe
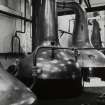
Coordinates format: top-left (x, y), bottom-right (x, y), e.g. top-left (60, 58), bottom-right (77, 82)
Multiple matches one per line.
top-left (41, 0), bottom-right (58, 43)
top-left (32, 0), bottom-right (58, 51)
top-left (32, 0), bottom-right (40, 51)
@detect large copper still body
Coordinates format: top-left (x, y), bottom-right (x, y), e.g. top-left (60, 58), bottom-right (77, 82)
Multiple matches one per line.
top-left (17, 0), bottom-right (82, 98)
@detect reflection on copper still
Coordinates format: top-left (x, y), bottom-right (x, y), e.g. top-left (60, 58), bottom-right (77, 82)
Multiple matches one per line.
top-left (16, 0), bottom-right (82, 99)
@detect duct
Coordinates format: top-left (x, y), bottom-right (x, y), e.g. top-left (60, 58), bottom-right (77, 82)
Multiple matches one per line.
top-left (11, 32), bottom-right (21, 53)
top-left (58, 29), bottom-right (72, 38)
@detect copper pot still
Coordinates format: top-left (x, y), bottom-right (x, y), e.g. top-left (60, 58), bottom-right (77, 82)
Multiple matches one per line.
top-left (58, 2), bottom-right (105, 68)
top-left (58, 2), bottom-right (105, 82)
top-left (16, 0), bottom-right (82, 98)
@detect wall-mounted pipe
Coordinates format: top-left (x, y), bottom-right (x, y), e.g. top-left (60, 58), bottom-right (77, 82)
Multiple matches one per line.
top-left (0, 9), bottom-right (31, 22)
top-left (16, 0), bottom-right (27, 34)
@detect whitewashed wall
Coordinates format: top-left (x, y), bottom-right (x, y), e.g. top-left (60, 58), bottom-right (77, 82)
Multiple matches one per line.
top-left (0, 0), bottom-right (32, 53)
top-left (0, 0), bottom-right (32, 70)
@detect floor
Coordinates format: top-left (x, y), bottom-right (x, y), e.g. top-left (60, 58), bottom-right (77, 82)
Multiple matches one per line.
top-left (36, 87), bottom-right (104, 105)
top-left (36, 93), bottom-right (97, 105)
top-left (35, 78), bottom-right (105, 105)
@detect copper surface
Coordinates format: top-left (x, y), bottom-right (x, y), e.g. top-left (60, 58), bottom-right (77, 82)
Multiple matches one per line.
top-left (0, 66), bottom-right (36, 105)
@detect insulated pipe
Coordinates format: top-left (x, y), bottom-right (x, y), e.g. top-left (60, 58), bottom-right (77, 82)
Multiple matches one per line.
top-left (0, 9), bottom-right (31, 22)
top-left (11, 0), bottom-right (27, 53)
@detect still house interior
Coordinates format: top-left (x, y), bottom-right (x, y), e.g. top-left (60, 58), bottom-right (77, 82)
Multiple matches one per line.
top-left (0, 0), bottom-right (105, 105)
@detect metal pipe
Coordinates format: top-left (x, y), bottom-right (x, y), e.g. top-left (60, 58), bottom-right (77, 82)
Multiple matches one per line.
top-left (0, 9), bottom-right (31, 22)
top-left (16, 0), bottom-right (27, 34)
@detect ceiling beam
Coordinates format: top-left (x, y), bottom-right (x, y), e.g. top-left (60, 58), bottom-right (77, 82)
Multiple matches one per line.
top-left (87, 0), bottom-right (91, 8)
top-left (58, 5), bottom-right (105, 16)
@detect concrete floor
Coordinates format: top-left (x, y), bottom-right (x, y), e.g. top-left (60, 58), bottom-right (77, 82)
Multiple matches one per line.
top-left (36, 92), bottom-right (97, 105)
top-left (31, 77), bottom-right (105, 105)
top-left (36, 86), bottom-right (105, 105)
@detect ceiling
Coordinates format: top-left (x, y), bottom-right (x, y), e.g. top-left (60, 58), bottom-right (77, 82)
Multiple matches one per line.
top-left (84, 0), bottom-right (105, 7)
top-left (57, 0), bottom-right (105, 7)
top-left (31, 0), bottom-right (105, 15)
top-left (57, 0), bottom-right (105, 14)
